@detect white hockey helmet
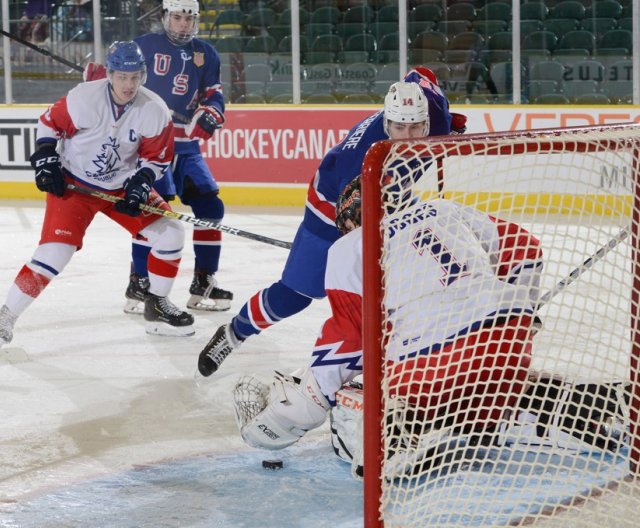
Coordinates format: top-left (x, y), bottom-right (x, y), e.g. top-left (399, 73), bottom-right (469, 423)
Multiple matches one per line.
top-left (383, 82), bottom-right (430, 137)
top-left (162, 0), bottom-right (199, 45)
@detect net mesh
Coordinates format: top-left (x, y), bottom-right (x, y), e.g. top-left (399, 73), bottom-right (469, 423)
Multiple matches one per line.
top-left (363, 124), bottom-right (640, 527)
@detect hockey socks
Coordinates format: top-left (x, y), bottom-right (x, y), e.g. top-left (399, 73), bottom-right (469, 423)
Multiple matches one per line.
top-left (231, 281), bottom-right (312, 340)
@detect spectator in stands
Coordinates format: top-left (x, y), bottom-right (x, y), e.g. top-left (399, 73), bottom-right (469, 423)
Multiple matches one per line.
top-left (18, 0), bottom-right (53, 44)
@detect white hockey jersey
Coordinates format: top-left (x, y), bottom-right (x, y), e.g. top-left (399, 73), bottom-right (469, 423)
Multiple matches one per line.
top-left (36, 79), bottom-right (174, 190)
top-left (310, 199), bottom-right (542, 404)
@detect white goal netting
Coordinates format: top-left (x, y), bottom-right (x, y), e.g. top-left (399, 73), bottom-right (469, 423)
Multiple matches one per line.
top-left (361, 124), bottom-right (640, 528)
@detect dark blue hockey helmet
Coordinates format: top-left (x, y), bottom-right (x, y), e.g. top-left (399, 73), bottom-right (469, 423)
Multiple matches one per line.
top-left (106, 41), bottom-right (146, 74)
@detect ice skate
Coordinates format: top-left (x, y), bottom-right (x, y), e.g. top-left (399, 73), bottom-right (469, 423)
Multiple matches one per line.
top-left (187, 270), bottom-right (233, 311)
top-left (0, 305), bottom-right (18, 347)
top-left (198, 324), bottom-right (241, 376)
top-left (123, 272), bottom-right (150, 314)
top-left (144, 293), bottom-right (195, 337)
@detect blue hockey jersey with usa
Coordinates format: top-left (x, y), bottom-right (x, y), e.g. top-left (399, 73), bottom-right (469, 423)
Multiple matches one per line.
top-left (134, 32), bottom-right (224, 154)
top-left (282, 67), bottom-right (454, 298)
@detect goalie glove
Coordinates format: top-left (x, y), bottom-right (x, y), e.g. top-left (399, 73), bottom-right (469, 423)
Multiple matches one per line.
top-left (450, 112), bottom-right (467, 135)
top-left (115, 169), bottom-right (154, 217)
top-left (30, 143), bottom-right (65, 197)
top-left (83, 62), bottom-right (107, 81)
top-left (186, 106), bottom-right (224, 140)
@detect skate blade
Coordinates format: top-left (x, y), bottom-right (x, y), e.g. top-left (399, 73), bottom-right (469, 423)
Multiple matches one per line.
top-left (187, 295), bottom-right (231, 312)
top-left (123, 299), bottom-right (144, 315)
top-left (145, 322), bottom-right (195, 337)
top-left (1, 346), bottom-right (29, 364)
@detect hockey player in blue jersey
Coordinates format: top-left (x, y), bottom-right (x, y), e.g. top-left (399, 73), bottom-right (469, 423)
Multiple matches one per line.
top-left (84, 0), bottom-right (232, 313)
top-left (197, 67), bottom-right (467, 377)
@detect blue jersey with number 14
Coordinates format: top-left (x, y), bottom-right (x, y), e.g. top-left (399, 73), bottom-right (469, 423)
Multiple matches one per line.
top-left (134, 32), bottom-right (225, 155)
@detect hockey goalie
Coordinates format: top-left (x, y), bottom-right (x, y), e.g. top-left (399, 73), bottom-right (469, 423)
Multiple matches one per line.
top-left (232, 156), bottom-right (575, 475)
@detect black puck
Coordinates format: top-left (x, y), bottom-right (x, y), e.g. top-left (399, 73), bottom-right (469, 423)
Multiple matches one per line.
top-left (262, 459), bottom-right (283, 470)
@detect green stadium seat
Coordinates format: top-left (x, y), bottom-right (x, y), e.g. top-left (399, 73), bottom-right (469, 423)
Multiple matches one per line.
top-left (573, 93), bottom-right (612, 104)
top-left (307, 34), bottom-right (343, 63)
top-left (277, 35), bottom-right (309, 54)
top-left (471, 19), bottom-right (508, 37)
top-left (581, 18), bottom-right (618, 40)
top-left (244, 35), bottom-right (277, 53)
top-left (233, 93), bottom-right (268, 104)
top-left (518, 19), bottom-right (544, 36)
top-left (335, 22), bottom-right (369, 40)
top-left (265, 81), bottom-right (293, 99)
top-left (601, 80), bottom-right (632, 103)
top-left (617, 18), bottom-right (633, 31)
top-left (607, 59), bottom-right (632, 81)
top-left (310, 6), bottom-right (340, 24)
top-left (437, 20), bottom-right (471, 36)
top-left (523, 31), bottom-right (558, 53)
top-left (528, 80), bottom-right (559, 99)
top-left (548, 1), bottom-right (585, 20)
top-left (600, 29), bottom-right (632, 53)
top-left (585, 0), bottom-right (623, 19)
top-left (530, 60), bottom-right (565, 82)
top-left (542, 18), bottom-right (580, 36)
top-left (407, 21), bottom-right (437, 40)
top-left (372, 21), bottom-right (401, 40)
top-left (412, 30), bottom-right (448, 53)
top-left (376, 63), bottom-right (401, 82)
top-left (445, 3), bottom-right (477, 21)
top-left (477, 2), bottom-right (512, 22)
top-left (409, 4), bottom-right (443, 23)
top-left (303, 23), bottom-right (335, 47)
top-left (556, 30), bottom-right (595, 54)
top-left (490, 61), bottom-right (527, 94)
top-left (342, 33), bottom-right (377, 63)
top-left (242, 63), bottom-right (272, 83)
top-left (267, 25), bottom-right (290, 45)
top-left (276, 7), bottom-right (310, 26)
top-left (409, 49), bottom-right (444, 64)
top-left (520, 2), bottom-right (549, 21)
top-left (214, 36), bottom-right (245, 53)
top-left (373, 32), bottom-right (401, 63)
top-left (376, 5), bottom-right (399, 23)
top-left (565, 59), bottom-right (605, 82)
top-left (561, 79), bottom-right (598, 100)
top-left (244, 8), bottom-right (277, 35)
top-left (343, 5), bottom-right (375, 24)
top-left (487, 31), bottom-right (512, 50)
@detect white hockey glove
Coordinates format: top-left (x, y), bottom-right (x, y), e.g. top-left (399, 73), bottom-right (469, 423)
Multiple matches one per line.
top-left (232, 369), bottom-right (330, 450)
top-left (186, 106), bottom-right (224, 140)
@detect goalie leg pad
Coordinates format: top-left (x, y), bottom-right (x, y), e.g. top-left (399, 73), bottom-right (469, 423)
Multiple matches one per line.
top-left (234, 369), bottom-right (330, 450)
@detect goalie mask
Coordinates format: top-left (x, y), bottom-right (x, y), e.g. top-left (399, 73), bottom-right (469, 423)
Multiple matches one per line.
top-left (162, 0), bottom-right (199, 45)
top-left (336, 177), bottom-right (361, 235)
top-left (384, 82), bottom-right (429, 138)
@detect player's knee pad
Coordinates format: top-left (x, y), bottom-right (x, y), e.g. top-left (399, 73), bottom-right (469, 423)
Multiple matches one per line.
top-left (233, 369), bottom-right (330, 450)
top-left (32, 242), bottom-right (76, 274)
top-left (141, 218), bottom-right (185, 255)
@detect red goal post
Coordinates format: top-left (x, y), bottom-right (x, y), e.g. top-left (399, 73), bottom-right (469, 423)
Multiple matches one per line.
top-left (361, 123), bottom-right (640, 527)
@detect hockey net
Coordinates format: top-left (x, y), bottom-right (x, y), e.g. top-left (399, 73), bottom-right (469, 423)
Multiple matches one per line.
top-left (361, 123), bottom-right (640, 527)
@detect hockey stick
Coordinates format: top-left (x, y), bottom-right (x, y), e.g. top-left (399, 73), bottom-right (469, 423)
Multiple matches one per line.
top-left (0, 28), bottom-right (190, 125)
top-left (535, 225), bottom-right (630, 310)
top-left (67, 184), bottom-right (293, 250)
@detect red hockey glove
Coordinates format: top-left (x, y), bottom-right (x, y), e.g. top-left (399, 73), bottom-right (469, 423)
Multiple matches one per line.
top-left (186, 106), bottom-right (224, 140)
top-left (83, 62), bottom-right (107, 82)
top-left (450, 112), bottom-right (468, 135)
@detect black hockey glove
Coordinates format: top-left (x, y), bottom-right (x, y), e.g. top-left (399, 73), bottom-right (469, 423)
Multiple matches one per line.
top-left (115, 169), bottom-right (154, 217)
top-left (30, 143), bottom-right (65, 197)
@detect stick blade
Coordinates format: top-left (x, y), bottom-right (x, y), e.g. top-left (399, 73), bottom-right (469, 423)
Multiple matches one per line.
top-left (0, 347), bottom-right (29, 364)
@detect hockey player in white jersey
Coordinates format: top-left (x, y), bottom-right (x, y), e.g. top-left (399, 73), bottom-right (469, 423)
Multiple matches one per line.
top-left (0, 41), bottom-right (194, 347)
top-left (84, 0), bottom-right (232, 314)
top-left (231, 174), bottom-right (543, 476)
